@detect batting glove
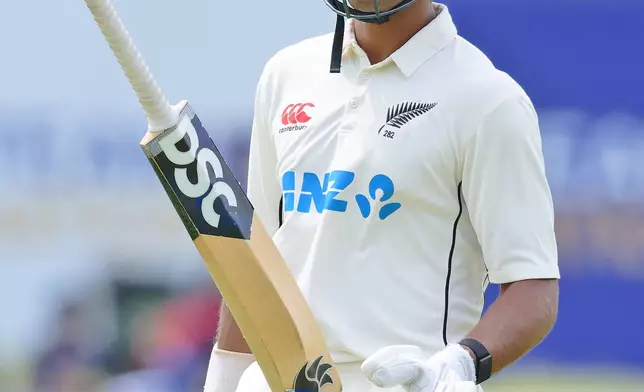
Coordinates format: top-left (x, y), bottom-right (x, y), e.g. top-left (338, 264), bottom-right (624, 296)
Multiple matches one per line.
top-left (361, 344), bottom-right (478, 392)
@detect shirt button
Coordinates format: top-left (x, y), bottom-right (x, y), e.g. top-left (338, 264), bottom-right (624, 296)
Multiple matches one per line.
top-left (361, 72), bottom-right (370, 80)
top-left (349, 99), bottom-right (359, 109)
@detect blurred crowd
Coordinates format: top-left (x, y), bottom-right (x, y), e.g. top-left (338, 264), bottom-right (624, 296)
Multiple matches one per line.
top-left (28, 283), bottom-right (220, 392)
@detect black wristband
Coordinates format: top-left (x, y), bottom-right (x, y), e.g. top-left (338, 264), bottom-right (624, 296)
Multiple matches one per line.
top-left (458, 338), bottom-right (493, 385)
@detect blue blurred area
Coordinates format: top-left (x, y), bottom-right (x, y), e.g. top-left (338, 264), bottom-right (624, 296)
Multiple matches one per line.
top-left (451, 0), bottom-right (644, 115)
top-left (460, 0), bottom-right (644, 369)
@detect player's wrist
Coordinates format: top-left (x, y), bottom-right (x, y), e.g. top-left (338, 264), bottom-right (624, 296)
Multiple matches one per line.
top-left (458, 343), bottom-right (477, 361)
top-left (204, 343), bottom-right (256, 392)
top-left (457, 338), bottom-right (493, 385)
top-left (432, 344), bottom-right (477, 384)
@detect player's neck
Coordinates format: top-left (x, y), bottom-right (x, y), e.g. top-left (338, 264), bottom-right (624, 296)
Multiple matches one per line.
top-left (353, 0), bottom-right (436, 65)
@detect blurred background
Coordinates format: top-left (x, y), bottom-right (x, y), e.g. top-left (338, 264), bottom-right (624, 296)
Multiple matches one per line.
top-left (1, 0), bottom-right (643, 391)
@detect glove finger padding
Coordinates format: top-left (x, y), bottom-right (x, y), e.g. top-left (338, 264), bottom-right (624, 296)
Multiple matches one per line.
top-left (436, 380), bottom-right (478, 392)
top-left (434, 370), bottom-right (478, 392)
top-left (361, 345), bottom-right (429, 388)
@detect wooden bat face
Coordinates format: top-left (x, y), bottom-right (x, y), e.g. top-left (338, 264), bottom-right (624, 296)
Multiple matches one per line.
top-left (140, 101), bottom-right (342, 392)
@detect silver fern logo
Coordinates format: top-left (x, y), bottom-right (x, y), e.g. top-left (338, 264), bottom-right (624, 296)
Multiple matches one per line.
top-left (289, 356), bottom-right (335, 392)
top-left (378, 102), bottom-right (438, 139)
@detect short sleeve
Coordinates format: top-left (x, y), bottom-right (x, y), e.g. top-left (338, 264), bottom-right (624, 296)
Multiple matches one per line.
top-left (247, 67), bottom-right (282, 237)
top-left (462, 95), bottom-right (560, 284)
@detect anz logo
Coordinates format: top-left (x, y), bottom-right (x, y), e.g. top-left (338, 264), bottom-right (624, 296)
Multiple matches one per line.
top-left (281, 170), bottom-right (402, 220)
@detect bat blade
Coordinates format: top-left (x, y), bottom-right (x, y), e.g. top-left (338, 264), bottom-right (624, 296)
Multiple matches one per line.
top-left (83, 0), bottom-right (341, 387)
top-left (140, 101), bottom-right (342, 392)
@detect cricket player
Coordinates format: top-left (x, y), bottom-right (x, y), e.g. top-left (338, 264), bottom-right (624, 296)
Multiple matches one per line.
top-left (205, 1), bottom-right (560, 391)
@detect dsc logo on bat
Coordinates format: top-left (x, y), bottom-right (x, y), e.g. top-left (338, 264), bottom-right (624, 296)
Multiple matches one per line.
top-left (159, 115), bottom-right (238, 228)
top-left (149, 106), bottom-right (253, 240)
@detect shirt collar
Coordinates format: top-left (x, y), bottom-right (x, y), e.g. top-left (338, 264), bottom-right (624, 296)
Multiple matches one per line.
top-left (342, 3), bottom-right (457, 77)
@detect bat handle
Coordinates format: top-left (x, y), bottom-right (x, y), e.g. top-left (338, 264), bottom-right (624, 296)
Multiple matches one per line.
top-left (84, 0), bottom-right (178, 132)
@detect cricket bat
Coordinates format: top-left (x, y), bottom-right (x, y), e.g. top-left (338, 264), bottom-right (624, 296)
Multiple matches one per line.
top-left (82, 1), bottom-right (342, 391)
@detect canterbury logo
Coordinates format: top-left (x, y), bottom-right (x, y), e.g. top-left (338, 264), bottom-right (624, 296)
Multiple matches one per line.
top-left (378, 102), bottom-right (438, 138)
top-left (281, 103), bottom-right (315, 125)
top-left (291, 356), bottom-right (334, 392)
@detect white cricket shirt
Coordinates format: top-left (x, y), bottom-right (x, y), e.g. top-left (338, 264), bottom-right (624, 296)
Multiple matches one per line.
top-left (247, 3), bottom-right (560, 363)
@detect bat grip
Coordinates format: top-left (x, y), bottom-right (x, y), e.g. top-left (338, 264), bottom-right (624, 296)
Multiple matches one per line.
top-left (84, 0), bottom-right (178, 132)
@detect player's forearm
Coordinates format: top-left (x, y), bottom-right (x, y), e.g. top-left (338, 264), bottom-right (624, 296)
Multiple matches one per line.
top-left (465, 278), bottom-right (559, 373)
top-left (216, 302), bottom-right (252, 354)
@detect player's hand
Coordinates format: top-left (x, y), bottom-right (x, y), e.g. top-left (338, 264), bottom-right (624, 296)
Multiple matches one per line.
top-left (361, 344), bottom-right (478, 392)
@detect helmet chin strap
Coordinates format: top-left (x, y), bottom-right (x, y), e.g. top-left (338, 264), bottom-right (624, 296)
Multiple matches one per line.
top-left (329, 0), bottom-right (408, 73)
top-left (330, 14), bottom-right (346, 73)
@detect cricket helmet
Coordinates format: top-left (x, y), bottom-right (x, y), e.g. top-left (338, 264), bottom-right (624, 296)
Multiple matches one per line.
top-left (324, 0), bottom-right (423, 72)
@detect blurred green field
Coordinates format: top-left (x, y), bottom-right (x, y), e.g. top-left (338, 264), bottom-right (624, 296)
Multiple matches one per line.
top-left (3, 365), bottom-right (644, 392)
top-left (487, 372), bottom-right (644, 392)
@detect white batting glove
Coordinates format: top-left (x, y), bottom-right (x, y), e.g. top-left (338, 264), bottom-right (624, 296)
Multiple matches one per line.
top-left (431, 370), bottom-right (478, 392)
top-left (203, 344), bottom-right (255, 392)
top-left (361, 344), bottom-right (478, 392)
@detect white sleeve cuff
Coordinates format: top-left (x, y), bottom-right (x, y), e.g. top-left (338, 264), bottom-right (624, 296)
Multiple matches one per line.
top-left (204, 344), bottom-right (256, 392)
top-left (488, 265), bottom-right (560, 285)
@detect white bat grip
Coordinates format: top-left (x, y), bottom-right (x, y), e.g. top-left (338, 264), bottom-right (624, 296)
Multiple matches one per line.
top-left (84, 0), bottom-right (178, 132)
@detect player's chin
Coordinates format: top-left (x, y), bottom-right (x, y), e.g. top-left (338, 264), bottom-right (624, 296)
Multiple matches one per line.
top-left (349, 0), bottom-right (399, 12)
